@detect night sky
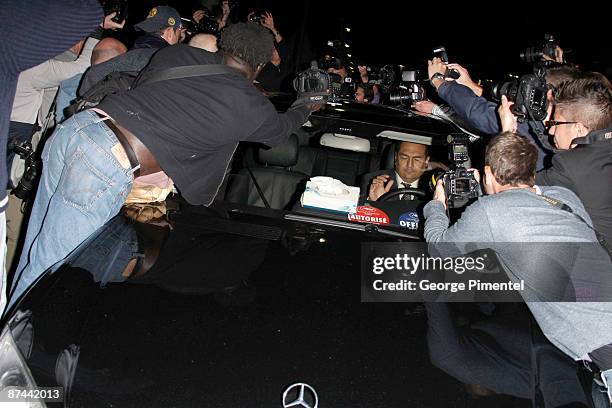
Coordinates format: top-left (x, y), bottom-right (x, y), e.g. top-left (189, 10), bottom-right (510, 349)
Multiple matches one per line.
top-left (125, 0), bottom-right (611, 82)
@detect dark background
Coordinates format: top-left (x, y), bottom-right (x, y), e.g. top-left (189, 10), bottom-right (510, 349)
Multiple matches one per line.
top-left (121, 0), bottom-right (611, 82)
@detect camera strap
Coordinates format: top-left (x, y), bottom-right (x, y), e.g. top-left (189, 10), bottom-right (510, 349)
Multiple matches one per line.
top-left (538, 194), bottom-right (612, 259)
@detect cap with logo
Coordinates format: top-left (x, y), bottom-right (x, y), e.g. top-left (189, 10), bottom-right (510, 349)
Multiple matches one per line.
top-left (135, 6), bottom-right (182, 33)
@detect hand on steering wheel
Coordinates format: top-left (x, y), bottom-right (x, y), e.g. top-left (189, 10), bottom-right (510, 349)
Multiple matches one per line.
top-left (377, 187), bottom-right (427, 202)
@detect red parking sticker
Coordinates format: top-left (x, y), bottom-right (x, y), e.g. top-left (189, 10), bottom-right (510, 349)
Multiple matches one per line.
top-left (348, 206), bottom-right (390, 225)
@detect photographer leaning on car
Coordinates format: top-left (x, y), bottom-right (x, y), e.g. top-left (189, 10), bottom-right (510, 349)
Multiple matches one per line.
top-left (10, 22), bottom-right (323, 311)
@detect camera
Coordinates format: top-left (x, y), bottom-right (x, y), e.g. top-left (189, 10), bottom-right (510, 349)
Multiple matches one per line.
top-left (387, 70), bottom-right (426, 106)
top-left (490, 68), bottom-right (549, 122)
top-left (293, 61), bottom-right (332, 105)
top-left (329, 74), bottom-right (355, 100)
top-left (432, 46), bottom-right (461, 80)
top-left (365, 65), bottom-right (396, 94)
top-left (197, 15), bottom-right (221, 36)
top-left (9, 140), bottom-right (39, 200)
top-left (103, 0), bottom-right (128, 23)
top-left (318, 55), bottom-right (344, 71)
top-left (180, 18), bottom-right (198, 37)
top-left (520, 34), bottom-right (557, 63)
top-left (433, 135), bottom-right (479, 208)
top-left (195, 0), bottom-right (238, 36)
top-left (249, 14), bottom-right (263, 23)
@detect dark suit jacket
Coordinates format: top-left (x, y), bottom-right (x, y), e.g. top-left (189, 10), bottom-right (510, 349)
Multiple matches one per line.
top-left (536, 128), bottom-right (612, 245)
top-left (361, 169), bottom-right (433, 202)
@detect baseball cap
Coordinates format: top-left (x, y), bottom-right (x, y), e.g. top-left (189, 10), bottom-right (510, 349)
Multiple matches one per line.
top-left (135, 6), bottom-right (182, 33)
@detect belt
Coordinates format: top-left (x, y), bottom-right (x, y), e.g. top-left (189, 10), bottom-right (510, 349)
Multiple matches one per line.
top-left (95, 111), bottom-right (141, 177)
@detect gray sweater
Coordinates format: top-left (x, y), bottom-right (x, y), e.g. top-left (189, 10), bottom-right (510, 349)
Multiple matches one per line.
top-left (424, 186), bottom-right (612, 361)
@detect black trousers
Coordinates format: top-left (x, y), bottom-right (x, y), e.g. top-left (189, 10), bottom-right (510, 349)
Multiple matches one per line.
top-left (424, 302), bottom-right (588, 407)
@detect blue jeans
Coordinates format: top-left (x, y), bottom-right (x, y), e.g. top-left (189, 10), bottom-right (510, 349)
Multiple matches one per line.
top-left (11, 110), bottom-right (135, 305)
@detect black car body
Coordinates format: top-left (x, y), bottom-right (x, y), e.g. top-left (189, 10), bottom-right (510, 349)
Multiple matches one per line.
top-left (0, 101), bottom-right (514, 407)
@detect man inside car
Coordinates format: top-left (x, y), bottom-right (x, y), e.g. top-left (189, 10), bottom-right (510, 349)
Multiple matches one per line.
top-left (367, 141), bottom-right (431, 201)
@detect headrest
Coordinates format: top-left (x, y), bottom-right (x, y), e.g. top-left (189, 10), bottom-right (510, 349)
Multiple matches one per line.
top-left (382, 143), bottom-right (396, 170)
top-left (320, 133), bottom-right (370, 152)
top-left (257, 134), bottom-right (299, 167)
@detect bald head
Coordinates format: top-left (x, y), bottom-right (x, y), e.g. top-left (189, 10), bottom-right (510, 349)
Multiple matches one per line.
top-left (188, 34), bottom-right (218, 53)
top-left (91, 38), bottom-right (127, 65)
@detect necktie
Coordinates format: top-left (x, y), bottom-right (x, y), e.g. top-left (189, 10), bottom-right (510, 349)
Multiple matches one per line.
top-left (401, 182), bottom-right (413, 200)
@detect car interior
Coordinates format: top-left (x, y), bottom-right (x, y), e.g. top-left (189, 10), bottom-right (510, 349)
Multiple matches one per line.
top-left (221, 126), bottom-right (449, 214)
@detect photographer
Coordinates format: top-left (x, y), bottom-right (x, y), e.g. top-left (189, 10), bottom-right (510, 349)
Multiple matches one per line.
top-left (530, 77), bottom-right (612, 247)
top-left (428, 57), bottom-right (581, 170)
top-left (424, 131), bottom-right (612, 406)
top-left (8, 12), bottom-right (124, 163)
top-left (354, 66), bottom-right (381, 104)
top-left (11, 23), bottom-right (321, 308)
top-left (192, 0), bottom-right (231, 35)
top-left (0, 0), bottom-right (103, 313)
top-left (79, 6), bottom-right (184, 95)
top-left (254, 12), bottom-right (292, 93)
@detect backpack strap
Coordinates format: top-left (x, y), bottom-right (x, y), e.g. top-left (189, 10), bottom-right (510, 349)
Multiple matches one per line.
top-left (137, 64), bottom-right (243, 87)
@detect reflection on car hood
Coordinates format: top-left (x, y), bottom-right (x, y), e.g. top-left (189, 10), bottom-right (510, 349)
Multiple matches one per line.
top-left (3, 207), bottom-right (469, 407)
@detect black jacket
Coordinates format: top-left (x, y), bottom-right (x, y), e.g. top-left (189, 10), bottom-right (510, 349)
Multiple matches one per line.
top-left (437, 81), bottom-right (553, 170)
top-left (536, 127), bottom-right (612, 245)
top-left (99, 45), bottom-right (311, 206)
top-left (362, 169), bottom-right (433, 201)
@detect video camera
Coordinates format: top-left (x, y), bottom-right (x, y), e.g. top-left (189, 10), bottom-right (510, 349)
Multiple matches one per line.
top-left (490, 66), bottom-right (549, 122)
top-left (520, 34), bottom-right (558, 63)
top-left (432, 135), bottom-right (479, 208)
top-left (293, 61), bottom-right (332, 106)
top-left (432, 46), bottom-right (461, 80)
top-left (387, 70), bottom-right (426, 106)
top-left (316, 50), bottom-right (356, 101)
top-left (318, 55), bottom-right (344, 71)
top-left (364, 65), bottom-right (396, 94)
top-left (329, 74), bottom-right (355, 100)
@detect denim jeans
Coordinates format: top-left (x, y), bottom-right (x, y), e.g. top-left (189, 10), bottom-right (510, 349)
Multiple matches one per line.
top-left (70, 215), bottom-right (140, 287)
top-left (10, 110), bottom-right (135, 306)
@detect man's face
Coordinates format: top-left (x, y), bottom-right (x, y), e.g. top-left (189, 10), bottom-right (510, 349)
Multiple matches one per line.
top-left (395, 142), bottom-right (429, 183)
top-left (549, 108), bottom-right (580, 150)
top-left (355, 87), bottom-right (365, 102)
top-left (164, 26), bottom-right (184, 45)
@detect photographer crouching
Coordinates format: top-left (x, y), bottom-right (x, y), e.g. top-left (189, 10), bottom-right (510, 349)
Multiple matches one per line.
top-left (423, 131), bottom-right (612, 406)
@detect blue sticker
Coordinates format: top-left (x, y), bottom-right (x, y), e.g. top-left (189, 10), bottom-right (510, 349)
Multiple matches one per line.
top-left (398, 211), bottom-right (420, 230)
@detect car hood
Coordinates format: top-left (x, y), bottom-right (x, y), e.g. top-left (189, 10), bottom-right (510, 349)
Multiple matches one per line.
top-left (2, 207), bottom-right (466, 407)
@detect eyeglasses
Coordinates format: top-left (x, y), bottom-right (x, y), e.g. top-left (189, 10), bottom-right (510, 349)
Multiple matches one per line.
top-left (544, 120), bottom-right (578, 130)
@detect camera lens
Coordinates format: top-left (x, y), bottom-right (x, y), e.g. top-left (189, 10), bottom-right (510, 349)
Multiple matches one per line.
top-left (491, 81), bottom-right (516, 103)
top-left (520, 46), bottom-right (543, 63)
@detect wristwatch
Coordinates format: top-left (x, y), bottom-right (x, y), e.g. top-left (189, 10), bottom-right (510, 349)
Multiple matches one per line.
top-left (430, 72), bottom-right (446, 83)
